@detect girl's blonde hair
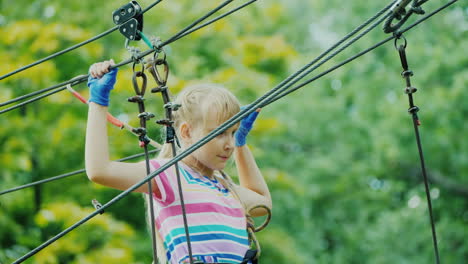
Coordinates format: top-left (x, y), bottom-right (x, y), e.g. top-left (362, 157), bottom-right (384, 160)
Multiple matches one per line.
top-left (158, 83), bottom-right (241, 158)
top-left (146, 83), bottom-right (241, 263)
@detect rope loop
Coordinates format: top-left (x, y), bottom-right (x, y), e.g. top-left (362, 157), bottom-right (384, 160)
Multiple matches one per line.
top-left (246, 205), bottom-right (272, 232)
top-left (244, 205), bottom-right (272, 263)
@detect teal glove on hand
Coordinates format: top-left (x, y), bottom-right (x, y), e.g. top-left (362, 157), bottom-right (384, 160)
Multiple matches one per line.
top-left (235, 107), bottom-right (260, 147)
top-left (87, 68), bottom-right (118, 106)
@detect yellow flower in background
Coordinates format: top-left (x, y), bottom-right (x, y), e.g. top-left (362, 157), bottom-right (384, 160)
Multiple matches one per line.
top-left (0, 20), bottom-right (42, 45)
top-left (33, 202), bottom-right (137, 263)
top-left (0, 20), bottom-right (103, 85)
top-left (0, 53), bottom-right (58, 86)
top-left (226, 35), bottom-right (298, 69)
top-left (252, 117), bottom-right (283, 135)
top-left (265, 3), bottom-right (284, 19)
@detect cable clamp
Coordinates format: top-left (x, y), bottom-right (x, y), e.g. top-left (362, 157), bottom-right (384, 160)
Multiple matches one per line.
top-left (150, 36), bottom-right (164, 52)
top-left (138, 134), bottom-right (151, 147)
top-left (404, 86), bottom-right (418, 94)
top-left (156, 119), bottom-right (174, 126)
top-left (138, 112), bottom-right (155, 120)
top-left (401, 70), bottom-right (413, 78)
top-left (128, 95), bottom-right (145, 103)
top-left (92, 199), bottom-right (104, 214)
top-left (125, 40), bottom-right (143, 64)
top-left (164, 102), bottom-right (182, 111)
top-left (151, 85), bottom-right (167, 94)
top-left (408, 105), bottom-right (420, 114)
top-left (390, 0), bottom-right (412, 16)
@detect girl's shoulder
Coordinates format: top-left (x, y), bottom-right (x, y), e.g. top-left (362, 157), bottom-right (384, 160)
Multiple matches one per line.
top-left (148, 158), bottom-right (179, 175)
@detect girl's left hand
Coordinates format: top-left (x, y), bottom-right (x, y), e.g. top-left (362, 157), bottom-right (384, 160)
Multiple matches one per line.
top-left (87, 60), bottom-right (118, 106)
top-left (235, 106), bottom-right (261, 147)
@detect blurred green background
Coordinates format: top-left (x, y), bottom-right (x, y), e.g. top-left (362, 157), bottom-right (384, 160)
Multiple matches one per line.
top-left (1, 0), bottom-right (467, 263)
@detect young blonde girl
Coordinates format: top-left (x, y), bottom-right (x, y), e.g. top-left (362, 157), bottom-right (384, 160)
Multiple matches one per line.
top-left (86, 60), bottom-right (272, 264)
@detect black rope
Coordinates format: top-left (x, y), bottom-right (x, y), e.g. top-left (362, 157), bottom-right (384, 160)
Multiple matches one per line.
top-left (261, 37), bottom-right (395, 108)
top-left (0, 76), bottom-right (81, 108)
top-left (143, 144), bottom-right (159, 262)
top-left (0, 48), bottom-right (155, 111)
top-left (128, 67), bottom-right (159, 261)
top-left (0, 27), bottom-right (117, 81)
top-left (148, 55), bottom-right (196, 263)
top-left (0, 50), bottom-right (154, 115)
top-left (395, 37), bottom-right (440, 263)
top-left (11, 1), bottom-right (459, 263)
top-left (172, 0), bottom-right (257, 43)
top-left (0, 86), bottom-right (66, 115)
top-left (0, 0), bottom-right (164, 81)
top-left (0, 150), bottom-right (159, 196)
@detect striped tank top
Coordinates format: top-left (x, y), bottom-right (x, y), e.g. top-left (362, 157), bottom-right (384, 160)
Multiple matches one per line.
top-left (149, 159), bottom-right (250, 264)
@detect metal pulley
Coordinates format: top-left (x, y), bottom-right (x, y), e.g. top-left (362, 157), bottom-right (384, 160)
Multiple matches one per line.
top-left (112, 1), bottom-right (143, 41)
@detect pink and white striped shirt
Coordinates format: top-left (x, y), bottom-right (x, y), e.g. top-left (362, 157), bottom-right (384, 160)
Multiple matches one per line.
top-left (149, 159), bottom-right (249, 264)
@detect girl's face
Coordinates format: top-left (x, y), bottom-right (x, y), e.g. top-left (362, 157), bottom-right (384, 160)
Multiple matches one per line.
top-left (184, 110), bottom-right (239, 177)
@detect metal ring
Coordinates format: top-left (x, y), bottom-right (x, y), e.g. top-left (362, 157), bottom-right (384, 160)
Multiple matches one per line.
top-left (153, 48), bottom-right (166, 62)
top-left (247, 205), bottom-right (272, 232)
top-left (394, 33), bottom-right (407, 50)
top-left (132, 60), bottom-right (145, 74)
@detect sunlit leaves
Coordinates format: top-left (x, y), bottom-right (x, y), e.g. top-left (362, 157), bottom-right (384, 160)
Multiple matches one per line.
top-left (226, 35), bottom-right (297, 75)
top-left (33, 202), bottom-right (137, 264)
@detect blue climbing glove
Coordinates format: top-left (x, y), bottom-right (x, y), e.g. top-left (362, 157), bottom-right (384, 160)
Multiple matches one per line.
top-left (87, 68), bottom-right (118, 106)
top-left (235, 106), bottom-right (260, 147)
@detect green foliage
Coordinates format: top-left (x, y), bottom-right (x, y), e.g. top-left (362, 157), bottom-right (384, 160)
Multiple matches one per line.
top-left (1, 0), bottom-right (467, 263)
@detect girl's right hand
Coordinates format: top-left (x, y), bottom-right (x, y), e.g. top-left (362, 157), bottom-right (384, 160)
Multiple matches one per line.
top-left (235, 106), bottom-right (261, 147)
top-left (87, 59), bottom-right (118, 106)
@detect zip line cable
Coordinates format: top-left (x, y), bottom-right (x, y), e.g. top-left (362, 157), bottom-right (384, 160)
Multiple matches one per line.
top-left (0, 26), bottom-right (116, 82)
top-left (158, 0), bottom-right (234, 47)
top-left (0, 0), bottom-right (165, 82)
top-left (0, 150), bottom-right (159, 196)
top-left (262, 0), bottom-right (459, 108)
top-left (258, 2), bottom-right (395, 107)
top-left (170, 0), bottom-right (257, 44)
top-left (11, 1), bottom-right (458, 262)
top-left (0, 0), bottom-right (257, 114)
top-left (0, 74), bottom-right (86, 110)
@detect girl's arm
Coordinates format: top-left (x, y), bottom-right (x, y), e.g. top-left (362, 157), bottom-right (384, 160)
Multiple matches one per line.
top-left (86, 102), bottom-right (150, 193)
top-left (234, 145), bottom-right (272, 217)
top-left (85, 60), bottom-right (156, 194)
top-left (233, 108), bottom-right (272, 216)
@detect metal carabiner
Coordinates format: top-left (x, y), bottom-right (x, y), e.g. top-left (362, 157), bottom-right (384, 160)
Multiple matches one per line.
top-left (147, 51), bottom-right (169, 86)
top-left (132, 71), bottom-right (147, 96)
